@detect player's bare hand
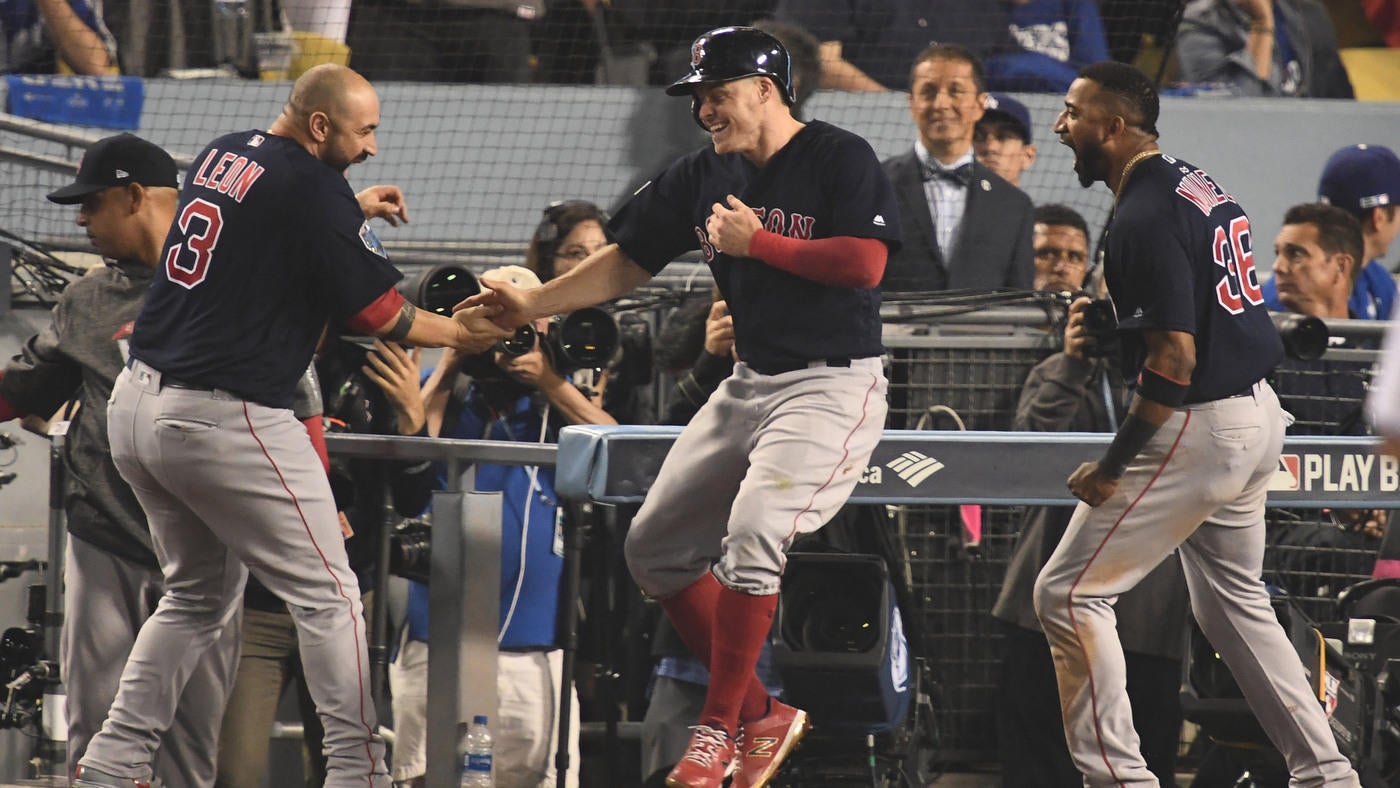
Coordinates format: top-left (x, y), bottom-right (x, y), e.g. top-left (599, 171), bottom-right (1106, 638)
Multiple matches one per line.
top-left (1064, 296), bottom-right (1094, 360)
top-left (706, 194), bottom-right (762, 257)
top-left (356, 185), bottom-right (410, 226)
top-left (452, 305), bottom-right (512, 354)
top-left (362, 340), bottom-right (426, 435)
top-left (704, 299), bottom-right (735, 357)
top-left (1068, 461), bottom-right (1119, 507)
top-left (459, 277), bottom-right (536, 330)
top-left (1234, 0), bottom-right (1273, 23)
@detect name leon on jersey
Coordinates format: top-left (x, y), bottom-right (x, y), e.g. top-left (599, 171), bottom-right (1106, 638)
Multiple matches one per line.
top-left (189, 147), bottom-right (266, 204)
top-left (694, 206), bottom-right (815, 262)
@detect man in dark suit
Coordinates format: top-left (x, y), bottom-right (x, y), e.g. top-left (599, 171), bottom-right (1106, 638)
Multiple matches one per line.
top-left (881, 44), bottom-right (1035, 292)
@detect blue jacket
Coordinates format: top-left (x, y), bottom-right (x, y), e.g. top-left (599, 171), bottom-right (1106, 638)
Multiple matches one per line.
top-left (984, 0), bottom-right (1110, 92)
top-left (406, 386), bottom-right (564, 649)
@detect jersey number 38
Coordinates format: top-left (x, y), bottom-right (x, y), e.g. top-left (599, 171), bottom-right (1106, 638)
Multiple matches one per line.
top-left (1212, 216), bottom-right (1263, 315)
top-left (163, 198), bottom-right (225, 290)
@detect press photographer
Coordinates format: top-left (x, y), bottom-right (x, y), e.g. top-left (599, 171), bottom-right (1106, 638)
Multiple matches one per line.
top-left (390, 238), bottom-right (619, 786)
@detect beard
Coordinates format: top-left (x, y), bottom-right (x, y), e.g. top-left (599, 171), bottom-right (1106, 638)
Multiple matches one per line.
top-left (1075, 140), bottom-right (1108, 189)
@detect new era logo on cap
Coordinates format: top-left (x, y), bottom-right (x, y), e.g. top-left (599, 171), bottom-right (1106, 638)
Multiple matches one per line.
top-left (47, 133), bottom-right (179, 205)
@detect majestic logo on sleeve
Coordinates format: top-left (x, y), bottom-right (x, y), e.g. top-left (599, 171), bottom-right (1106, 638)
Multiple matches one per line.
top-left (359, 221), bottom-right (387, 258)
top-left (694, 206), bottom-right (815, 262)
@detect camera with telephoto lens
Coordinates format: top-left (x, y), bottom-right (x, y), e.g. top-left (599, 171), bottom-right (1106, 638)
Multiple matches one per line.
top-left (388, 518), bottom-right (432, 584)
top-left (1268, 312), bottom-right (1329, 361)
top-left (496, 308), bottom-right (620, 375)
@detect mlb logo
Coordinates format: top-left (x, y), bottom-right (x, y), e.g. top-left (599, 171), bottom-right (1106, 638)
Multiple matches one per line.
top-left (1269, 454), bottom-right (1301, 491)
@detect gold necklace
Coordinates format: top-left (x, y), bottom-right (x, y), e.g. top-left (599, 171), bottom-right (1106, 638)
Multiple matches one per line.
top-left (1113, 148), bottom-right (1160, 210)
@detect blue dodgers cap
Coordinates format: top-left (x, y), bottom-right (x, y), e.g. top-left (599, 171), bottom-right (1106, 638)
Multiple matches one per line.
top-left (1318, 144), bottom-right (1400, 215)
top-left (982, 93), bottom-right (1032, 144)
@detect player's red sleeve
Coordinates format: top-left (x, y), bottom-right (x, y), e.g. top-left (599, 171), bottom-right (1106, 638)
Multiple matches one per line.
top-left (345, 288), bottom-right (406, 335)
top-left (746, 231), bottom-right (887, 289)
top-left (304, 415), bottom-right (330, 475)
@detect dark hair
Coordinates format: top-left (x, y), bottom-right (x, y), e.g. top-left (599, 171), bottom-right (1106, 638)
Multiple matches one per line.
top-left (753, 19), bottom-right (821, 115)
top-left (1076, 61), bottom-right (1159, 137)
top-left (911, 43), bottom-right (985, 94)
top-left (525, 199), bottom-right (610, 282)
top-left (1283, 202), bottom-right (1366, 284)
top-left (1033, 203), bottom-right (1090, 241)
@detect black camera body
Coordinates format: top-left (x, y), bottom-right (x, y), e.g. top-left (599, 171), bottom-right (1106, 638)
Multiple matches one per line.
top-left (1064, 295), bottom-right (1121, 360)
top-left (497, 307), bottom-right (621, 375)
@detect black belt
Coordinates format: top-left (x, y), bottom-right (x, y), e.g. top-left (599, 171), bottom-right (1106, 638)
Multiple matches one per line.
top-left (126, 358), bottom-right (212, 392)
top-left (749, 357), bottom-right (854, 376)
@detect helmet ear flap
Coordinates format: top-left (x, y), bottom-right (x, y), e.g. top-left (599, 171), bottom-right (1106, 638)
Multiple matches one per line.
top-left (691, 96), bottom-right (703, 131)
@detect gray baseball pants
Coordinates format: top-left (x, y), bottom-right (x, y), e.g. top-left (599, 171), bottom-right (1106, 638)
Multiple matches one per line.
top-left (625, 358), bottom-right (887, 597)
top-left (80, 360), bottom-right (389, 787)
top-left (63, 536), bottom-right (240, 786)
top-left (1034, 381), bottom-right (1358, 787)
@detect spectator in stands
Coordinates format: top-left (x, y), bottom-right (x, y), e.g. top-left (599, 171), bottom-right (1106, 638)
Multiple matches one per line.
top-left (1319, 144), bottom-right (1400, 277)
top-left (0, 133), bottom-right (228, 787)
top-left (1176, 0), bottom-right (1354, 97)
top-left (774, 0), bottom-right (1013, 92)
top-left (881, 44), bottom-right (1034, 292)
top-left (215, 337), bottom-right (434, 788)
top-left (995, 216), bottom-right (1189, 786)
top-left (1, 0), bottom-right (116, 74)
top-left (346, 0), bottom-right (539, 83)
top-left (1098, 0), bottom-right (1183, 63)
top-left (984, 0), bottom-right (1112, 92)
top-left (1362, 0), bottom-right (1400, 48)
top-left (974, 92), bottom-right (1038, 188)
top-left (1258, 147), bottom-right (1398, 321)
top-left (609, 3), bottom-right (779, 85)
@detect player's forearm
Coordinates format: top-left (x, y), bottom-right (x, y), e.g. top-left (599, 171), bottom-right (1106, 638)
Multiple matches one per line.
top-left (539, 377), bottom-right (616, 427)
top-left (530, 244), bottom-right (651, 318)
top-left (35, 0), bottom-right (112, 74)
top-left (818, 42), bottom-right (886, 92)
top-left (747, 232), bottom-right (886, 289)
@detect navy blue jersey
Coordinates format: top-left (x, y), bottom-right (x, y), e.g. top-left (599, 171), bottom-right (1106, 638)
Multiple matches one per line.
top-left (1103, 154), bottom-right (1283, 403)
top-left (130, 131), bottom-right (401, 409)
top-left (609, 121), bottom-right (902, 370)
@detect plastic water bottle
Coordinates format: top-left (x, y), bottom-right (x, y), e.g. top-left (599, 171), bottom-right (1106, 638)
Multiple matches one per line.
top-left (461, 714), bottom-right (494, 787)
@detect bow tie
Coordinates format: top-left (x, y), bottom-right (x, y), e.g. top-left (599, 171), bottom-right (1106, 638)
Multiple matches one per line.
top-left (922, 162), bottom-right (973, 186)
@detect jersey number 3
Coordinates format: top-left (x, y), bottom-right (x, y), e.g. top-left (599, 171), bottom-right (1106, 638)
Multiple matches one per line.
top-left (1213, 216), bottom-right (1263, 315)
top-left (163, 198), bottom-right (224, 289)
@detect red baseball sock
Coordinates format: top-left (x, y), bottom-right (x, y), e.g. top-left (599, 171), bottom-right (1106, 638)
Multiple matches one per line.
top-left (699, 584), bottom-right (778, 734)
top-left (659, 572), bottom-right (773, 734)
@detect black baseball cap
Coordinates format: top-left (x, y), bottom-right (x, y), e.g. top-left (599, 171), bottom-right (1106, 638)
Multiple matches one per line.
top-left (47, 133), bottom-right (179, 204)
top-left (981, 93), bottom-right (1032, 144)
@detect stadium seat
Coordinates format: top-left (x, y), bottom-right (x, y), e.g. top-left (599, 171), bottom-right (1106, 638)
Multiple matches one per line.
top-left (289, 32), bottom-right (351, 80)
top-left (1339, 48), bottom-right (1400, 101)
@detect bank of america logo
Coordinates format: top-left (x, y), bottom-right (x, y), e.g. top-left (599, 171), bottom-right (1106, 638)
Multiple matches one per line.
top-left (886, 451), bottom-right (944, 487)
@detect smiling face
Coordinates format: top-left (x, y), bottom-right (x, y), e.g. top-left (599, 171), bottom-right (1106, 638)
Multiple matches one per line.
top-left (694, 77), bottom-right (770, 157)
top-left (1053, 78), bottom-right (1113, 189)
top-left (319, 83), bottom-right (380, 172)
top-left (909, 56), bottom-right (986, 160)
top-left (1272, 222), bottom-right (1350, 317)
top-left (553, 219), bottom-right (608, 277)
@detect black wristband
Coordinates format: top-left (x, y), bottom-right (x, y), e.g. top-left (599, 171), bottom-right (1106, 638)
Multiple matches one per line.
top-left (1137, 366), bottom-right (1189, 407)
top-left (1098, 413), bottom-right (1162, 479)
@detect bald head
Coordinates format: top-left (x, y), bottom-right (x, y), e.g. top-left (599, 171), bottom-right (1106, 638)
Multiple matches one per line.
top-left (270, 64), bottom-right (381, 172)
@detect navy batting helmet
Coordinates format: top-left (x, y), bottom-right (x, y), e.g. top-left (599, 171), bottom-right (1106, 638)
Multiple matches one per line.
top-left (667, 26), bottom-right (796, 111)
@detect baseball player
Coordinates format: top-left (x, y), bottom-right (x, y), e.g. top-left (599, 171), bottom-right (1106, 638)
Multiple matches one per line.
top-left (467, 26), bottom-right (901, 788)
top-left (1033, 61), bottom-right (1359, 787)
top-left (73, 64), bottom-right (509, 788)
top-left (0, 134), bottom-right (240, 787)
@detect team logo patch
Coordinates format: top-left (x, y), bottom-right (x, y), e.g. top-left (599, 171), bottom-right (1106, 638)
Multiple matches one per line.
top-left (691, 40), bottom-right (705, 67)
top-left (359, 221), bottom-right (387, 258)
